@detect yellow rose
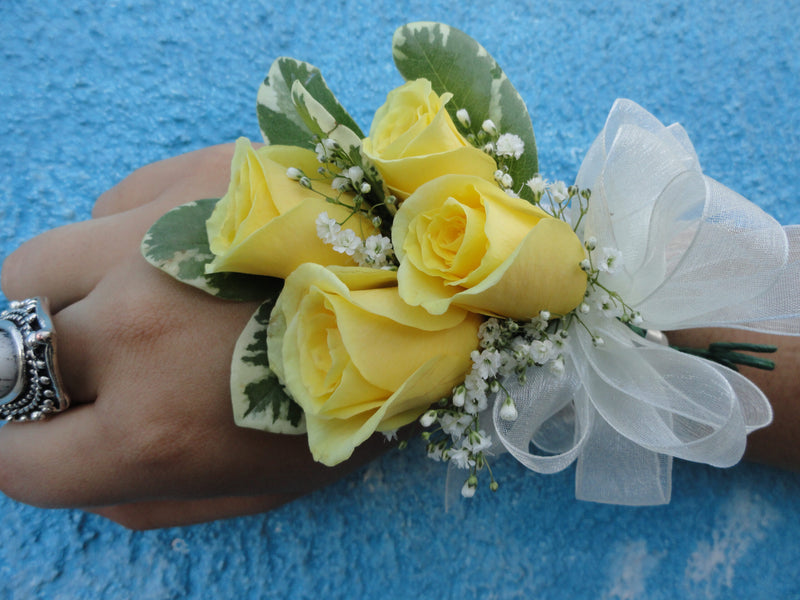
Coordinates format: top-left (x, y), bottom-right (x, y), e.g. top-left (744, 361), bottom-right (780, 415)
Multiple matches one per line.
top-left (205, 138), bottom-right (374, 278)
top-left (392, 175), bottom-right (588, 320)
top-left (361, 78), bottom-right (496, 199)
top-left (268, 264), bottom-right (481, 466)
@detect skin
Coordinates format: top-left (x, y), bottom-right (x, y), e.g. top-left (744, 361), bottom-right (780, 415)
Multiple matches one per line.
top-left (0, 144), bottom-right (795, 529)
top-left (669, 328), bottom-right (800, 471)
top-left (0, 144), bottom-right (388, 530)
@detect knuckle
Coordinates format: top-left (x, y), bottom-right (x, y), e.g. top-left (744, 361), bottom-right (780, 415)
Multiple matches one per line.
top-left (195, 143), bottom-right (236, 171)
top-left (92, 143), bottom-right (236, 219)
top-left (99, 287), bottom-right (181, 350)
top-left (113, 411), bottom-right (191, 482)
top-left (91, 188), bottom-right (120, 219)
top-left (179, 144), bottom-right (236, 199)
top-left (1, 248), bottom-right (24, 299)
top-left (1, 240), bottom-right (37, 300)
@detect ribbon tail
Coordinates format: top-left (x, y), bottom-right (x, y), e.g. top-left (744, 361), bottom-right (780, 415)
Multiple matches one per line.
top-left (575, 415), bottom-right (672, 505)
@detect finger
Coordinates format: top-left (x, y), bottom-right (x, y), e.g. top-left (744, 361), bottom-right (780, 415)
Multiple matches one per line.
top-left (86, 493), bottom-right (301, 530)
top-left (2, 217), bottom-right (149, 311)
top-left (2, 165), bottom-right (229, 310)
top-left (91, 143), bottom-right (234, 218)
top-left (0, 397), bottom-right (388, 509)
top-left (49, 300), bottom-right (104, 405)
top-left (0, 406), bottom-right (123, 508)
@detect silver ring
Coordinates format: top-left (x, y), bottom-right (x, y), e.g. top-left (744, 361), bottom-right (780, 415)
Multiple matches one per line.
top-left (0, 297), bottom-right (69, 421)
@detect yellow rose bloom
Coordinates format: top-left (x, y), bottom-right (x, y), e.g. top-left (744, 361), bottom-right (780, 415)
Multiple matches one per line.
top-left (392, 175), bottom-right (588, 320)
top-left (361, 78), bottom-right (496, 199)
top-left (268, 264), bottom-right (481, 466)
top-left (205, 138), bottom-right (374, 278)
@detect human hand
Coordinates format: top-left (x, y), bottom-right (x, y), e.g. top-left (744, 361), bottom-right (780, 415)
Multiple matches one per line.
top-left (0, 145), bottom-right (388, 529)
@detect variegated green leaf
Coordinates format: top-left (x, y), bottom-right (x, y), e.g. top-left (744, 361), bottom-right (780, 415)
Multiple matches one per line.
top-left (288, 80), bottom-right (395, 215)
top-left (232, 301), bottom-right (305, 434)
top-left (290, 80), bottom-right (362, 155)
top-left (392, 22), bottom-right (538, 201)
top-left (141, 198), bottom-right (282, 301)
top-left (257, 57), bottom-right (364, 148)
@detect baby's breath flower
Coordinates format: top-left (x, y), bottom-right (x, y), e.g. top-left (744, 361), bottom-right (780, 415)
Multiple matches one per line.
top-left (456, 108), bottom-right (471, 127)
top-left (354, 234), bottom-right (394, 268)
top-left (461, 477), bottom-right (477, 498)
top-left (472, 349), bottom-right (503, 379)
top-left (478, 318), bottom-right (502, 348)
top-left (549, 180), bottom-right (568, 202)
top-left (499, 396), bottom-right (518, 421)
top-left (420, 410), bottom-right (437, 428)
top-left (549, 356), bottom-right (566, 375)
top-left (346, 165), bottom-right (364, 183)
top-left (427, 443), bottom-right (445, 461)
top-left (526, 175), bottom-right (547, 195)
top-left (316, 212), bottom-right (340, 244)
top-left (452, 384), bottom-right (466, 407)
top-left (598, 247), bottom-right (623, 274)
top-left (481, 119), bottom-right (497, 136)
top-left (496, 133), bottom-right (525, 159)
top-left (465, 430), bottom-right (493, 453)
top-left (332, 228), bottom-right (360, 256)
top-left (449, 448), bottom-right (472, 470)
top-left (596, 293), bottom-right (622, 318)
top-left (440, 413), bottom-right (472, 438)
top-left (530, 339), bottom-right (554, 364)
top-left (286, 167), bottom-right (304, 180)
top-left (331, 176), bottom-right (350, 191)
top-left (463, 393), bottom-right (488, 415)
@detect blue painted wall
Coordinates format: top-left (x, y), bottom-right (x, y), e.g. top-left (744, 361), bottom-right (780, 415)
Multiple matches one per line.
top-left (1, 1), bottom-right (798, 598)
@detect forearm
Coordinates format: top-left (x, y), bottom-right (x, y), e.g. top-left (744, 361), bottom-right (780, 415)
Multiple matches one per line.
top-left (668, 328), bottom-right (800, 470)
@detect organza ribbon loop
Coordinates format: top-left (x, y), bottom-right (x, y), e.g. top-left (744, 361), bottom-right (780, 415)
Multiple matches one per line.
top-left (636, 177), bottom-right (789, 330)
top-left (694, 225), bottom-right (800, 334)
top-left (576, 323), bottom-right (763, 466)
top-left (486, 99), bottom-right (788, 506)
top-left (492, 357), bottom-right (590, 474)
top-left (490, 321), bottom-right (769, 505)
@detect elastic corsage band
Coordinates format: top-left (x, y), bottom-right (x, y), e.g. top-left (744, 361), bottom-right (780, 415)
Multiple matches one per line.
top-left (141, 22), bottom-right (798, 505)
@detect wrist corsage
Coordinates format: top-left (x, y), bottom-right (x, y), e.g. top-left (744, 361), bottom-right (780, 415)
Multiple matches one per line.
top-left (142, 22), bottom-right (798, 505)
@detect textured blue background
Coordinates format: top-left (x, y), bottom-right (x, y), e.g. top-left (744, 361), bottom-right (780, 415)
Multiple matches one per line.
top-left (2, 1), bottom-right (799, 598)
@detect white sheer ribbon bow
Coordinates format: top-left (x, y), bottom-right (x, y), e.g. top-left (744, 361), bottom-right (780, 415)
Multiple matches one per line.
top-left (491, 99), bottom-right (800, 505)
